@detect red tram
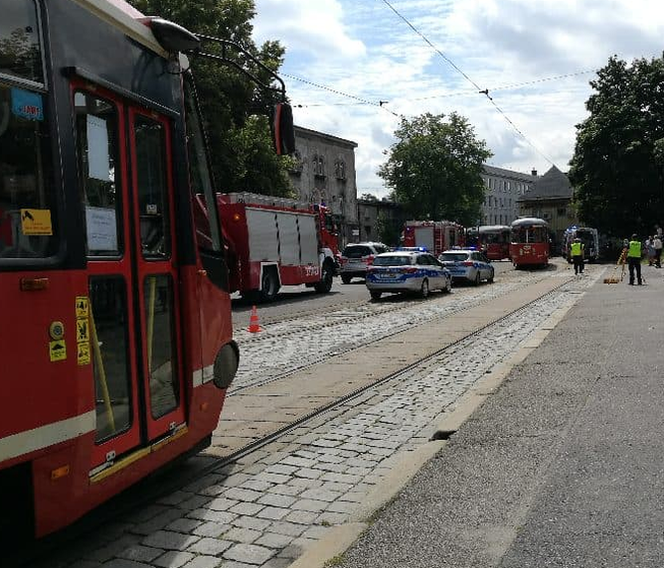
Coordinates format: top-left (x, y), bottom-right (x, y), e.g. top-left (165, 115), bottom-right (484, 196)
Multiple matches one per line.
top-left (466, 225), bottom-right (511, 260)
top-left (509, 218), bottom-right (550, 267)
top-left (0, 0), bottom-right (292, 541)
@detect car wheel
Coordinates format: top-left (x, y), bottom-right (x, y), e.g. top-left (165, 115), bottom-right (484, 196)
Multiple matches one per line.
top-left (443, 278), bottom-right (452, 293)
top-left (420, 278), bottom-right (430, 298)
top-left (370, 290), bottom-right (382, 301)
top-left (260, 268), bottom-right (279, 302)
top-left (314, 261), bottom-right (334, 293)
top-left (474, 272), bottom-right (481, 286)
top-left (487, 269), bottom-right (494, 284)
top-left (341, 275), bottom-right (352, 284)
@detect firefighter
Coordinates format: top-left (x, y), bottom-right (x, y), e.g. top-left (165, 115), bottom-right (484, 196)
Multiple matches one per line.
top-left (627, 233), bottom-right (643, 285)
top-left (570, 237), bottom-right (584, 275)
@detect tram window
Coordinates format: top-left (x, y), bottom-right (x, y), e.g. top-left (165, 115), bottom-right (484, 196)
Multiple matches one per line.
top-left (0, 0), bottom-right (44, 84)
top-left (144, 274), bottom-right (178, 419)
top-left (89, 276), bottom-right (132, 443)
top-left (0, 82), bottom-right (55, 259)
top-left (134, 115), bottom-right (170, 259)
top-left (75, 92), bottom-right (122, 256)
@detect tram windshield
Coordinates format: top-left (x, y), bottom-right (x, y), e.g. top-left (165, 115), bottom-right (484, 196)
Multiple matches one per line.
top-left (0, 1), bottom-right (55, 260)
top-left (512, 226), bottom-right (548, 243)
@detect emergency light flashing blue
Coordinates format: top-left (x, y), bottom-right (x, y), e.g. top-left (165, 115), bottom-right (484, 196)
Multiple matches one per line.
top-left (395, 246), bottom-right (428, 252)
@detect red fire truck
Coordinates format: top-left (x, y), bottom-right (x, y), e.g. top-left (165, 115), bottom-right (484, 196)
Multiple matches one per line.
top-left (402, 220), bottom-right (465, 256)
top-left (0, 0), bottom-right (293, 542)
top-left (196, 192), bottom-right (339, 302)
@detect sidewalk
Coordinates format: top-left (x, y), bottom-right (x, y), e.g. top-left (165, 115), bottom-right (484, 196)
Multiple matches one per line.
top-left (334, 265), bottom-right (664, 567)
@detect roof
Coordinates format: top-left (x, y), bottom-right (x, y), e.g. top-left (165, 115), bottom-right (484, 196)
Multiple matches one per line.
top-left (294, 125), bottom-right (358, 148)
top-left (517, 166), bottom-right (573, 202)
top-left (482, 164), bottom-right (537, 182)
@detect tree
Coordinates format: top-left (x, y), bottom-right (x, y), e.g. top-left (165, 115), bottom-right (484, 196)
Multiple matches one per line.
top-left (359, 193), bottom-right (379, 202)
top-left (378, 112), bottom-right (492, 225)
top-left (375, 211), bottom-right (401, 246)
top-left (569, 55), bottom-right (664, 236)
top-left (129, 0), bottom-right (294, 196)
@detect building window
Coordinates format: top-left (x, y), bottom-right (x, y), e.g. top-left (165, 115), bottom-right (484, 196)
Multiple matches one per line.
top-left (289, 150), bottom-right (303, 175)
top-left (335, 158), bottom-right (346, 180)
top-left (557, 207), bottom-right (566, 215)
top-left (312, 153), bottom-right (326, 178)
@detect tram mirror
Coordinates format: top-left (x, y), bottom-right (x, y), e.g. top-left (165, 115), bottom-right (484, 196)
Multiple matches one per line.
top-left (213, 342), bottom-right (239, 390)
top-left (147, 18), bottom-right (200, 54)
top-left (272, 103), bottom-right (295, 156)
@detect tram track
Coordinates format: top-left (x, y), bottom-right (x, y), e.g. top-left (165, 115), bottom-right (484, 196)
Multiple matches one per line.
top-left (229, 267), bottom-right (566, 394)
top-left (21, 268), bottom-right (578, 568)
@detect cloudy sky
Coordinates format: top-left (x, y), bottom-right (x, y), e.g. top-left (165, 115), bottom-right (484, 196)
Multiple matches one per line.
top-left (252, 0), bottom-right (664, 198)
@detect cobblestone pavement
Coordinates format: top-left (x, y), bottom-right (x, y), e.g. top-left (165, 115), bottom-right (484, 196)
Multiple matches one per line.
top-left (231, 266), bottom-right (568, 392)
top-left (37, 267), bottom-right (603, 568)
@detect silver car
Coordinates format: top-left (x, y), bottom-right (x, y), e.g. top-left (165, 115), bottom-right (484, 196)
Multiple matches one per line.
top-left (438, 249), bottom-right (495, 285)
top-left (365, 250), bottom-right (452, 301)
top-left (340, 242), bottom-right (390, 283)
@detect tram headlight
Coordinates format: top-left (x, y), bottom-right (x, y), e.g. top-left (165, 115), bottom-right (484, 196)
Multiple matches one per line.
top-left (213, 341), bottom-right (239, 390)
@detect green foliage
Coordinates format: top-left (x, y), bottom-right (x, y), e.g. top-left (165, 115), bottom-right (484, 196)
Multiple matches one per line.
top-left (129, 0), bottom-right (294, 196)
top-left (378, 112), bottom-right (492, 226)
top-left (376, 211), bottom-right (402, 246)
top-left (569, 55), bottom-right (664, 236)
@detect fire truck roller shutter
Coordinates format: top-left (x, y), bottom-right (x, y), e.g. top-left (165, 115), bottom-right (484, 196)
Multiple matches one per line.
top-left (415, 227), bottom-right (434, 251)
top-left (276, 212), bottom-right (300, 265)
top-left (247, 208), bottom-right (279, 261)
top-left (298, 215), bottom-right (319, 265)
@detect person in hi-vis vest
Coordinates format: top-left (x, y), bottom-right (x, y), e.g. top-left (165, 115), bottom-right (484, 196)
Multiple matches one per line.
top-left (570, 237), bottom-right (584, 275)
top-left (627, 234), bottom-right (643, 285)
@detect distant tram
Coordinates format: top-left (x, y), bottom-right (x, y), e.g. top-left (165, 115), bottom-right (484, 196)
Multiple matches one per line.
top-left (510, 218), bottom-right (550, 267)
top-left (466, 225), bottom-right (511, 260)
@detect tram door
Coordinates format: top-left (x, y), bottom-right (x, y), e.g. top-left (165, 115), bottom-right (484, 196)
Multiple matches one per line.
top-left (74, 85), bottom-right (185, 472)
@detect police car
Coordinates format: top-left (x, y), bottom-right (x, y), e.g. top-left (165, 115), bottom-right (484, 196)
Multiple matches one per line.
top-left (438, 248), bottom-right (495, 285)
top-left (365, 248), bottom-right (452, 301)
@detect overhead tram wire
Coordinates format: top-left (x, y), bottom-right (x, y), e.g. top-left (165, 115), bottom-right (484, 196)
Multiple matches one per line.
top-left (283, 73), bottom-right (402, 118)
top-left (379, 0), bottom-right (560, 168)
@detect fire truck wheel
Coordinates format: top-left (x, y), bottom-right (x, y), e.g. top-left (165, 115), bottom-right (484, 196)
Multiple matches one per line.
top-left (370, 290), bottom-right (382, 301)
top-left (341, 275), bottom-right (352, 284)
top-left (420, 279), bottom-right (430, 298)
top-left (260, 269), bottom-right (279, 302)
top-left (314, 262), bottom-right (334, 293)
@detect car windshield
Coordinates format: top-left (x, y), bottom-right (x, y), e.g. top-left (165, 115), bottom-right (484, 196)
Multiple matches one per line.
top-left (343, 245), bottom-right (372, 258)
top-left (372, 255), bottom-right (412, 266)
top-left (440, 253), bottom-right (468, 262)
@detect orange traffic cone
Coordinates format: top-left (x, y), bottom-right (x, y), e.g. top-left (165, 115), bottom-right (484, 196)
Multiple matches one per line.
top-left (247, 305), bottom-right (262, 333)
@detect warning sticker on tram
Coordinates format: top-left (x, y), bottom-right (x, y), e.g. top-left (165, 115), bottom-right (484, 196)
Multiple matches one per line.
top-left (77, 342), bottom-right (91, 366)
top-left (76, 319), bottom-right (90, 343)
top-left (75, 297), bottom-right (89, 319)
top-left (20, 209), bottom-right (53, 236)
top-left (49, 340), bottom-right (67, 362)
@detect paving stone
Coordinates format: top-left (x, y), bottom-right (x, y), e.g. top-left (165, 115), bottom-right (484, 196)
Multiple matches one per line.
top-left (264, 463), bottom-right (298, 475)
top-left (142, 531), bottom-right (200, 551)
top-left (254, 532), bottom-right (295, 549)
top-left (131, 509), bottom-right (184, 535)
top-left (239, 479), bottom-right (273, 492)
top-left (302, 525), bottom-right (331, 540)
top-left (186, 537), bottom-right (233, 555)
top-left (315, 453), bottom-right (345, 464)
top-left (223, 543), bottom-right (275, 565)
top-left (284, 510), bottom-right (319, 525)
top-left (292, 468), bottom-right (322, 480)
top-left (224, 527), bottom-right (262, 544)
top-left (166, 518), bottom-right (202, 533)
top-left (131, 504), bottom-right (169, 524)
top-left (299, 488), bottom-right (339, 502)
top-left (310, 438), bottom-right (342, 448)
top-left (320, 481), bottom-right (353, 493)
top-left (289, 477), bottom-right (323, 489)
top-left (313, 462), bottom-right (346, 473)
top-left (198, 485), bottom-right (226, 497)
top-left (254, 472), bottom-right (291, 484)
top-left (229, 501), bottom-right (264, 516)
top-left (116, 544), bottom-right (163, 563)
top-left (223, 487), bottom-right (262, 502)
top-left (186, 509), bottom-right (237, 524)
top-left (220, 562), bottom-right (259, 568)
top-left (262, 557), bottom-right (293, 568)
top-left (85, 535), bottom-right (141, 563)
top-left (157, 490), bottom-right (192, 506)
top-left (255, 506), bottom-right (289, 521)
top-left (231, 516), bottom-right (272, 531)
top-left (153, 551), bottom-right (195, 568)
top-left (178, 495), bottom-right (212, 511)
top-left (268, 521), bottom-right (308, 537)
top-left (181, 556), bottom-right (223, 568)
top-left (256, 493), bottom-right (296, 508)
top-left (68, 561), bottom-right (102, 568)
top-left (291, 499), bottom-right (327, 512)
top-left (320, 472), bottom-right (361, 484)
top-left (182, 474), bottom-right (225, 494)
top-left (279, 456), bottom-right (316, 468)
top-left (192, 522), bottom-right (232, 538)
top-left (326, 500), bottom-right (358, 514)
top-left (223, 473), bottom-right (253, 486)
top-left (266, 484), bottom-right (304, 496)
